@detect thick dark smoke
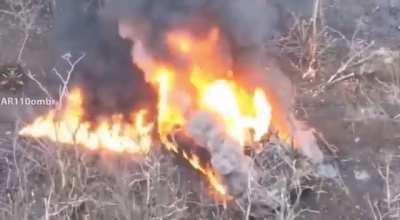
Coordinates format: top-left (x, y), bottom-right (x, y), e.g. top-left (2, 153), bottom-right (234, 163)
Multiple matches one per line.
top-left (107, 0), bottom-right (323, 162)
top-left (53, 0), bottom-right (323, 163)
top-left (108, 0), bottom-right (295, 135)
top-left (53, 0), bottom-right (157, 121)
top-left (53, 0), bottom-right (289, 126)
top-left (109, 0), bottom-right (281, 62)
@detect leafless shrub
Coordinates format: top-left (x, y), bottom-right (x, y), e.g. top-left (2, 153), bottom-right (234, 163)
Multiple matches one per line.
top-left (322, 43), bottom-right (400, 121)
top-left (0, 119), bottom-right (320, 220)
top-left (242, 139), bottom-right (318, 219)
top-left (25, 52), bottom-right (85, 109)
top-left (368, 49), bottom-right (400, 108)
top-left (0, 0), bottom-right (51, 62)
top-left (321, 32), bottom-right (375, 90)
top-left (52, 53), bottom-right (86, 107)
top-left (279, 0), bottom-right (338, 80)
top-left (367, 153), bottom-right (400, 220)
top-left (0, 133), bottom-right (195, 219)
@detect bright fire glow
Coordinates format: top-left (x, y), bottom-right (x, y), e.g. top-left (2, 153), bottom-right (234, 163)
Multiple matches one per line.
top-left (154, 28), bottom-right (272, 146)
top-left (19, 89), bottom-right (153, 154)
top-left (195, 79), bottom-right (271, 145)
top-left (145, 28), bottom-right (273, 198)
top-left (20, 27), bottom-right (274, 200)
top-left (182, 146), bottom-right (228, 196)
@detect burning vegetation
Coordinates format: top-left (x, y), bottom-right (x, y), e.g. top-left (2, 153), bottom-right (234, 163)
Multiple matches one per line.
top-left (18, 27), bottom-right (275, 200)
top-left (19, 88), bottom-right (153, 154)
top-left (16, 0), bottom-right (323, 217)
top-left (4, 0), bottom-right (400, 219)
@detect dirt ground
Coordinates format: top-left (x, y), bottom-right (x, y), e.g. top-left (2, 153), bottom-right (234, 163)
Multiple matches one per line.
top-left (1, 0), bottom-right (400, 220)
top-left (293, 1), bottom-right (400, 219)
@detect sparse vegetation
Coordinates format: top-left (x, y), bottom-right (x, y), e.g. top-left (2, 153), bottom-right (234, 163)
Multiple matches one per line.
top-left (0, 132), bottom-right (315, 219)
top-left (0, 0), bottom-right (52, 62)
top-left (1, 0), bottom-right (400, 219)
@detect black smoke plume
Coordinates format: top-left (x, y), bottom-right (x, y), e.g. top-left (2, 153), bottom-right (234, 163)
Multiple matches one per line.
top-left (53, 0), bottom-right (296, 123)
top-left (53, 0), bottom-right (157, 121)
top-left (53, 0), bottom-right (323, 163)
top-left (106, 0), bottom-right (298, 140)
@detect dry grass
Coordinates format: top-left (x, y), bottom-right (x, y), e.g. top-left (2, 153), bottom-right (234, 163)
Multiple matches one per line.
top-left (246, 138), bottom-right (318, 219)
top-left (3, 0), bottom-right (400, 219)
top-left (0, 0), bottom-right (318, 219)
top-left (0, 128), bottom-right (319, 219)
top-left (1, 120), bottom-right (237, 220)
top-left (279, 2), bottom-right (400, 220)
top-left (0, 1), bottom-right (319, 219)
top-left (281, 1), bottom-right (400, 122)
top-left (278, 0), bottom-right (337, 80)
top-left (367, 153), bottom-right (400, 220)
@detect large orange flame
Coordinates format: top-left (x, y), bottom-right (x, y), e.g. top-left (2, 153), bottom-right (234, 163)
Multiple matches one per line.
top-left (151, 28), bottom-right (272, 147)
top-left (20, 27), bottom-right (274, 200)
top-left (141, 28), bottom-right (273, 199)
top-left (19, 89), bottom-right (153, 154)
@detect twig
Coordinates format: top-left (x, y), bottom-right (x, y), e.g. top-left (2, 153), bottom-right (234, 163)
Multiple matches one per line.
top-left (385, 159), bottom-right (392, 211)
top-left (302, 0), bottom-right (320, 79)
top-left (25, 70), bottom-right (53, 99)
top-left (43, 186), bottom-right (53, 220)
top-left (245, 166), bottom-right (253, 220)
top-left (52, 52), bottom-right (86, 108)
top-left (367, 194), bottom-right (379, 220)
top-left (314, 129), bottom-right (338, 156)
top-left (327, 41), bottom-right (375, 84)
top-left (12, 118), bottom-right (21, 185)
top-left (1, 0), bottom-right (42, 63)
top-left (17, 30), bottom-right (30, 62)
top-left (323, 72), bottom-right (356, 90)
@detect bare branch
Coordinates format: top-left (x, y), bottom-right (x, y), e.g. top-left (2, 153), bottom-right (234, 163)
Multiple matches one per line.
top-left (52, 52), bottom-right (86, 108)
top-left (25, 70), bottom-right (53, 99)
